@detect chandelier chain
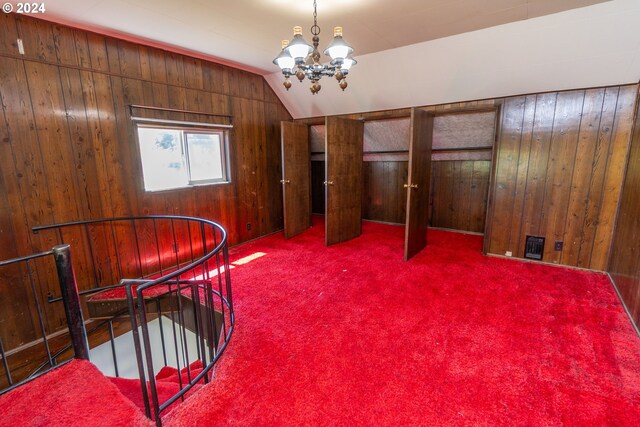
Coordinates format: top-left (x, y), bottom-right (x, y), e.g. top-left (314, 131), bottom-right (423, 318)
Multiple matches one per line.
top-left (311, 0), bottom-right (320, 36)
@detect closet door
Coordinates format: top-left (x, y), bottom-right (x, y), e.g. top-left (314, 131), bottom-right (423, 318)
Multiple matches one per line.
top-left (325, 117), bottom-right (364, 245)
top-left (281, 121), bottom-right (311, 239)
top-left (404, 109), bottom-right (434, 260)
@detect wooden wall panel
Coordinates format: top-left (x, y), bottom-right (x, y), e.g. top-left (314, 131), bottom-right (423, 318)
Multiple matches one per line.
top-left (359, 158), bottom-right (490, 232)
top-left (485, 86), bottom-right (638, 269)
top-left (430, 160), bottom-right (490, 233)
top-left (362, 161), bottom-right (408, 224)
top-left (608, 86), bottom-right (640, 330)
top-left (300, 90), bottom-right (636, 270)
top-left (0, 14), bottom-right (290, 350)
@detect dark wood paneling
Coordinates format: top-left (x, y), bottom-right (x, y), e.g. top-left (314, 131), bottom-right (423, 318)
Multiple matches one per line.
top-left (362, 161), bottom-right (408, 224)
top-left (0, 14), bottom-right (290, 351)
top-left (430, 160), bottom-right (490, 233)
top-left (609, 86), bottom-right (640, 330)
top-left (299, 90), bottom-right (636, 270)
top-left (361, 159), bottom-right (489, 232)
top-left (486, 86), bottom-right (638, 269)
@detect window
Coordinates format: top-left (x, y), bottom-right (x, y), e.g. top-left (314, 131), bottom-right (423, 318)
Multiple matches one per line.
top-left (136, 125), bottom-right (231, 192)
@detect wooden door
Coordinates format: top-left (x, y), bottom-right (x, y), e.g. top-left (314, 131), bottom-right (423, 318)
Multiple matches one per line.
top-left (281, 121), bottom-right (311, 239)
top-left (325, 117), bottom-right (364, 246)
top-left (404, 109), bottom-right (434, 260)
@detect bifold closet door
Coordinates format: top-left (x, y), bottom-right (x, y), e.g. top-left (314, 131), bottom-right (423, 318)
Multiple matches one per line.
top-left (281, 121), bottom-right (311, 239)
top-left (404, 109), bottom-right (434, 261)
top-left (325, 117), bottom-right (364, 246)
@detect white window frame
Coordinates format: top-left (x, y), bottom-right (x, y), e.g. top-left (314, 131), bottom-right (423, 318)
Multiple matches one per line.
top-left (135, 123), bottom-right (232, 192)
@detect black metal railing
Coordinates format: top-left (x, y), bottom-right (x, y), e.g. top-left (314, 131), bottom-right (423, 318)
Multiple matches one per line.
top-left (0, 245), bottom-right (90, 395)
top-left (0, 216), bottom-right (233, 426)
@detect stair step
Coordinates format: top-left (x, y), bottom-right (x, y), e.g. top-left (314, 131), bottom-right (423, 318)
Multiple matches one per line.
top-left (0, 359), bottom-right (154, 426)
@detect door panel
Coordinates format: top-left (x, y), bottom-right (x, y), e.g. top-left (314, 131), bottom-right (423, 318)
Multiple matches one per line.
top-left (325, 117), bottom-right (364, 246)
top-left (281, 121), bottom-right (311, 239)
top-left (404, 109), bottom-right (434, 260)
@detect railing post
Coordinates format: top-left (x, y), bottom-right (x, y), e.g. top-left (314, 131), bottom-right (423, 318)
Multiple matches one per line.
top-left (52, 244), bottom-right (90, 361)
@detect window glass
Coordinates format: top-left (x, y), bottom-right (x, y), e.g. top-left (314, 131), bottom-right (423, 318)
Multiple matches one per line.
top-left (186, 133), bottom-right (223, 182)
top-left (137, 125), bottom-right (230, 192)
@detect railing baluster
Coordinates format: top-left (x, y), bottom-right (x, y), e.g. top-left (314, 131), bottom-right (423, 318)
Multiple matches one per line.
top-left (171, 218), bottom-right (180, 272)
top-left (26, 260), bottom-right (54, 369)
top-left (0, 338), bottom-right (12, 387)
top-left (175, 281), bottom-right (191, 388)
top-left (136, 287), bottom-right (162, 426)
top-left (215, 251), bottom-right (228, 342)
top-left (187, 221), bottom-right (196, 274)
top-left (110, 221), bottom-right (123, 281)
top-left (108, 320), bottom-right (119, 377)
top-left (168, 285), bottom-right (183, 392)
top-left (153, 219), bottom-right (164, 276)
top-left (84, 223), bottom-right (101, 289)
top-left (200, 223), bottom-right (207, 258)
top-left (125, 284), bottom-right (151, 419)
top-left (153, 299), bottom-right (166, 366)
top-left (132, 219), bottom-right (144, 278)
top-left (192, 283), bottom-right (206, 369)
top-left (204, 260), bottom-right (219, 359)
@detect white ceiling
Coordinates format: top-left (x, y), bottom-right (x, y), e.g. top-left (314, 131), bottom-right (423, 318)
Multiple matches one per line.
top-left (40, 0), bottom-right (639, 119)
top-left (42, 0), bottom-right (609, 74)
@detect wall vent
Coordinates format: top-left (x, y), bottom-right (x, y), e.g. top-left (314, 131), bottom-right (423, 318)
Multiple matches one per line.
top-left (524, 236), bottom-right (545, 260)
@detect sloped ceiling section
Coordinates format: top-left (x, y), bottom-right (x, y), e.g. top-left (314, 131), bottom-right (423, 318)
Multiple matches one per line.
top-left (266, 0), bottom-right (640, 118)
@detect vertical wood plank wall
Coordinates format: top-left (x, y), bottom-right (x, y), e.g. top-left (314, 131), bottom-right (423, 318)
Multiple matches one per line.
top-left (360, 160), bottom-right (490, 233)
top-left (608, 86), bottom-right (640, 329)
top-left (363, 161), bottom-right (408, 224)
top-left (0, 14), bottom-right (290, 349)
top-left (301, 88), bottom-right (638, 272)
top-left (430, 160), bottom-right (490, 233)
top-left (486, 86), bottom-right (637, 270)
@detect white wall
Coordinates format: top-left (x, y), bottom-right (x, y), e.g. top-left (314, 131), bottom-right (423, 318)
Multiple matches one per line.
top-left (266, 0), bottom-right (640, 119)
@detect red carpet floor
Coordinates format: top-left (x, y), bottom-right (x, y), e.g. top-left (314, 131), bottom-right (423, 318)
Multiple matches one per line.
top-left (0, 359), bottom-right (153, 427)
top-left (163, 218), bottom-right (640, 426)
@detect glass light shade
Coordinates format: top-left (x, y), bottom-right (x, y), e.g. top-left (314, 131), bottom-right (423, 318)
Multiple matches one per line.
top-left (323, 27), bottom-right (353, 61)
top-left (285, 26), bottom-right (313, 61)
top-left (273, 40), bottom-right (295, 71)
top-left (340, 56), bottom-right (357, 71)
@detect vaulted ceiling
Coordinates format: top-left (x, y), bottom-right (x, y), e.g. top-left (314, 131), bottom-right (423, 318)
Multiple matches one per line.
top-left (42, 0), bottom-right (640, 118)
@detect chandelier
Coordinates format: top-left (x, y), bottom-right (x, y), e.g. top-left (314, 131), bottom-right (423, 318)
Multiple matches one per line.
top-left (272, 0), bottom-right (357, 94)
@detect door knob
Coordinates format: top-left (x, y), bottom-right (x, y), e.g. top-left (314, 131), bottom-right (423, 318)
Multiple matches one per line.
top-left (280, 179), bottom-right (291, 184)
top-left (323, 181), bottom-right (334, 186)
top-left (404, 183), bottom-right (418, 189)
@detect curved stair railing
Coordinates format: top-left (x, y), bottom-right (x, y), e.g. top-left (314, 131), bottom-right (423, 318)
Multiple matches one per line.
top-left (1, 216), bottom-right (234, 426)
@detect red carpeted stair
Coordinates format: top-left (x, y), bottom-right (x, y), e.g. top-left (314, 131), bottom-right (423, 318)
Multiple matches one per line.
top-left (0, 359), bottom-right (153, 427)
top-left (109, 361), bottom-right (206, 418)
top-left (164, 217), bottom-right (640, 426)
